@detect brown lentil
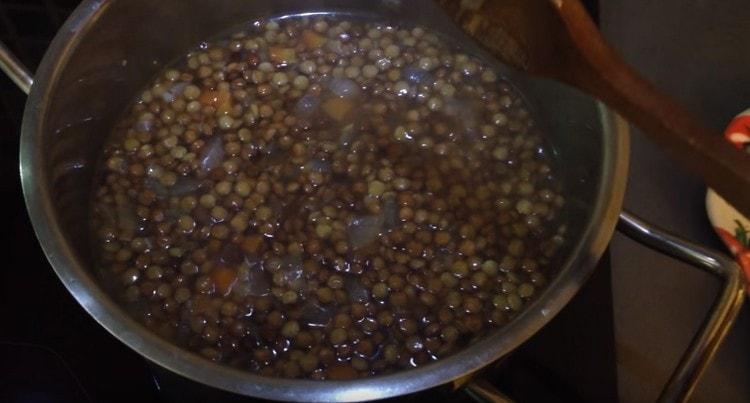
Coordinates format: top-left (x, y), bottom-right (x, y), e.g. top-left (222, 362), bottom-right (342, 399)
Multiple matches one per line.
top-left (92, 15), bottom-right (567, 381)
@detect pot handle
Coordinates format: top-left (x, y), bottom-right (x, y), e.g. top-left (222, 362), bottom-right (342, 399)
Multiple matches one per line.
top-left (615, 211), bottom-right (745, 402)
top-left (0, 41), bottom-right (33, 94)
top-left (462, 211), bottom-right (745, 403)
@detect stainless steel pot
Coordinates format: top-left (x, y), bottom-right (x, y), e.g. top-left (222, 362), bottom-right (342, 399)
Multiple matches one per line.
top-left (2, 0), bottom-right (744, 401)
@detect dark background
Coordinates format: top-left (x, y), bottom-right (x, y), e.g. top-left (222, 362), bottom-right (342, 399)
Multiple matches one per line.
top-left (0, 0), bottom-right (155, 401)
top-left (0, 3), bottom-right (161, 401)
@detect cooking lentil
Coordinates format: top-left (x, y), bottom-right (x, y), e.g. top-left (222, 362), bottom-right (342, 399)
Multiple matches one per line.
top-left (92, 15), bottom-right (567, 380)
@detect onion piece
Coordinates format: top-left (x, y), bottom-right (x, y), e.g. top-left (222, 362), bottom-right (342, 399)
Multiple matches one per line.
top-left (444, 97), bottom-right (478, 125)
top-left (344, 275), bottom-right (369, 302)
top-left (170, 177), bottom-right (201, 196)
top-left (200, 136), bottom-right (225, 171)
top-left (232, 253), bottom-right (271, 297)
top-left (300, 302), bottom-right (334, 327)
top-left (244, 260), bottom-right (272, 297)
top-left (382, 197), bottom-right (398, 229)
top-left (403, 67), bottom-right (431, 84)
top-left (144, 177), bottom-right (169, 199)
top-left (279, 255), bottom-right (305, 290)
top-left (296, 94), bottom-right (320, 115)
top-left (347, 214), bottom-right (385, 249)
top-left (162, 82), bottom-right (188, 103)
top-left (338, 124), bottom-right (357, 147)
top-left (135, 119), bottom-right (154, 133)
top-left (304, 159), bottom-right (331, 173)
top-left (144, 176), bottom-right (200, 199)
top-left (326, 39), bottom-right (348, 56)
top-left (328, 77), bottom-right (360, 98)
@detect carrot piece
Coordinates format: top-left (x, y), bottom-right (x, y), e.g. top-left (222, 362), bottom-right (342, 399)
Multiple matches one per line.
top-left (199, 89), bottom-right (230, 107)
top-left (322, 98), bottom-right (354, 122)
top-left (269, 47), bottom-right (297, 65)
top-left (326, 363), bottom-right (358, 380)
top-left (302, 30), bottom-right (327, 49)
top-left (212, 266), bottom-right (238, 296)
top-left (199, 89), bottom-right (233, 114)
top-left (241, 234), bottom-right (265, 254)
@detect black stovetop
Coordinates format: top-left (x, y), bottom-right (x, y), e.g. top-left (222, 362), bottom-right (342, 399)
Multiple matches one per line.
top-left (0, 1), bottom-right (612, 402)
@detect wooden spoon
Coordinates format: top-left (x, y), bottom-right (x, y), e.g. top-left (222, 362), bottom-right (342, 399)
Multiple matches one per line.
top-left (435, 0), bottom-right (750, 218)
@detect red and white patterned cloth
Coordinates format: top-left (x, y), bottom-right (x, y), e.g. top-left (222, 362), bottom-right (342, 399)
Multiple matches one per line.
top-left (706, 108), bottom-right (750, 292)
top-left (724, 108), bottom-right (750, 153)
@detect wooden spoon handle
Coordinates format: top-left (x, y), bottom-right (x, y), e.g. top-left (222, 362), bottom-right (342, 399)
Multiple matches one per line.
top-left (550, 0), bottom-right (750, 218)
top-left (437, 0), bottom-right (750, 217)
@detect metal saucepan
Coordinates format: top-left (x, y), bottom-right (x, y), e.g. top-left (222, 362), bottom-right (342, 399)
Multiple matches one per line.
top-left (2, 0), bottom-right (744, 401)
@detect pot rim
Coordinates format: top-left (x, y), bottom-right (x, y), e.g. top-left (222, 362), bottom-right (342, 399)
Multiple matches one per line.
top-left (19, 1), bottom-right (630, 401)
